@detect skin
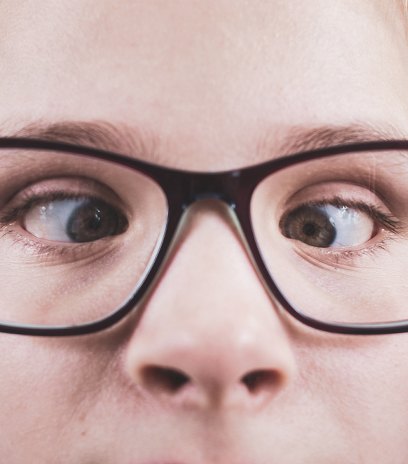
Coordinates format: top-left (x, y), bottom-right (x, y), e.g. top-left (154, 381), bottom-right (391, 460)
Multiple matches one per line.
top-left (0, 0), bottom-right (408, 462)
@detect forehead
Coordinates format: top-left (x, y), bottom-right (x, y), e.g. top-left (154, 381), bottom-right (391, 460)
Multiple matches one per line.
top-left (0, 0), bottom-right (407, 168)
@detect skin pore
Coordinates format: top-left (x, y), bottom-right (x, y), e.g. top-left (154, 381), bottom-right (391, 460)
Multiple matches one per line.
top-left (1, 1), bottom-right (408, 462)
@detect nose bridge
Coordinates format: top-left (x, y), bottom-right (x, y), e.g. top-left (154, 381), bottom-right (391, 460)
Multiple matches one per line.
top-left (173, 169), bottom-right (254, 271)
top-left (171, 195), bottom-right (262, 297)
top-left (174, 187), bottom-right (269, 305)
top-left (181, 197), bottom-right (242, 245)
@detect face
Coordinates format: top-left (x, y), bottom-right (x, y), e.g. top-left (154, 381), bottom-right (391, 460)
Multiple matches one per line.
top-left (1, 1), bottom-right (408, 462)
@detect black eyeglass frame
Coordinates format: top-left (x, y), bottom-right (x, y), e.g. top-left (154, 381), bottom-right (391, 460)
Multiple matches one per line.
top-left (1, 137), bottom-right (408, 337)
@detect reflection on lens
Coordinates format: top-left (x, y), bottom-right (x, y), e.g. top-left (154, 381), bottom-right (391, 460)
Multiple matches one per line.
top-left (251, 150), bottom-right (408, 325)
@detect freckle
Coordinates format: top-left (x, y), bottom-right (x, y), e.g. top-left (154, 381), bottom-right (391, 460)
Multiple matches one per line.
top-left (81, 430), bottom-right (87, 437)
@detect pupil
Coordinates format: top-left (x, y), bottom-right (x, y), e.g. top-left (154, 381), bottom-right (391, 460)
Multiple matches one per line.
top-left (302, 222), bottom-right (317, 237)
top-left (67, 199), bottom-right (126, 242)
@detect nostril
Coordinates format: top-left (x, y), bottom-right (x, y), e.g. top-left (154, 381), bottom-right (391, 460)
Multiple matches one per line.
top-left (141, 366), bottom-right (190, 393)
top-left (241, 369), bottom-right (280, 394)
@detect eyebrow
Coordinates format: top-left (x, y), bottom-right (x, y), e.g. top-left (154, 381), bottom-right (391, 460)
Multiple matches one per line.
top-left (11, 120), bottom-right (160, 161)
top-left (270, 122), bottom-right (403, 157)
top-left (6, 119), bottom-right (404, 164)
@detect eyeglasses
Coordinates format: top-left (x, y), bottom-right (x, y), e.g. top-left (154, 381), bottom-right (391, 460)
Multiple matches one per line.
top-left (0, 137), bottom-right (408, 336)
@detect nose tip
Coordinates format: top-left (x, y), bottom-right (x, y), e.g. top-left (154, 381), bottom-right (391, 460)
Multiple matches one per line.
top-left (137, 364), bottom-right (283, 410)
top-left (126, 321), bottom-right (294, 411)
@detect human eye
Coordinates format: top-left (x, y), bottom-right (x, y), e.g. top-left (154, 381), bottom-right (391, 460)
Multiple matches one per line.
top-left (0, 177), bottom-right (129, 256)
top-left (278, 191), bottom-right (402, 263)
top-left (279, 197), bottom-right (400, 249)
top-left (22, 194), bottom-right (127, 243)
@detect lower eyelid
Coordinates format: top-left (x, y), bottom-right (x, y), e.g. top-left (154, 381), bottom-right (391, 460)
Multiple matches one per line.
top-left (298, 231), bottom-right (396, 265)
top-left (0, 223), bottom-right (118, 264)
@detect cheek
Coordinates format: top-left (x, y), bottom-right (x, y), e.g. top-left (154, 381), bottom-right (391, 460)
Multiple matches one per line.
top-left (0, 335), bottom-right (110, 455)
top-left (296, 335), bottom-right (408, 457)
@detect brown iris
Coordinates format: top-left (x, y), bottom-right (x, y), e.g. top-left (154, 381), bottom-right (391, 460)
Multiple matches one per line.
top-left (280, 205), bottom-right (336, 248)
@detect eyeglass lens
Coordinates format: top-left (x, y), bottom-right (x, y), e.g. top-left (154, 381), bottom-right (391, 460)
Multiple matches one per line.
top-left (251, 150), bottom-right (407, 325)
top-left (0, 148), bottom-right (167, 326)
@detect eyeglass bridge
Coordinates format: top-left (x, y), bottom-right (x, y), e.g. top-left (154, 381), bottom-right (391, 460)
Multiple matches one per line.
top-left (180, 170), bottom-right (242, 209)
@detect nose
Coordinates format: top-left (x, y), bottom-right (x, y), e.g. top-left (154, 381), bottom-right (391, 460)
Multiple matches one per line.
top-left (124, 201), bottom-right (297, 411)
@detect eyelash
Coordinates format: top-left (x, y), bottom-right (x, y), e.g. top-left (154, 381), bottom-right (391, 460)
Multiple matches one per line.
top-left (2, 191), bottom-right (90, 219)
top-left (307, 196), bottom-right (401, 232)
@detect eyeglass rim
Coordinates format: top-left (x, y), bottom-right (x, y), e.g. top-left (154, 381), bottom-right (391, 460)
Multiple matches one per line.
top-left (0, 137), bottom-right (407, 336)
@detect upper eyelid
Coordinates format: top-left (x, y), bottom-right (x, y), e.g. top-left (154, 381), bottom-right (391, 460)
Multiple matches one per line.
top-left (0, 175), bottom-right (130, 215)
top-left (0, 192), bottom-right (105, 224)
top-left (299, 197), bottom-right (382, 217)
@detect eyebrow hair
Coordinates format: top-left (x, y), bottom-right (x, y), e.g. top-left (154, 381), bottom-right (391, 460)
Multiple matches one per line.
top-left (5, 119), bottom-right (404, 164)
top-left (11, 120), bottom-right (160, 161)
top-left (277, 122), bottom-right (403, 156)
